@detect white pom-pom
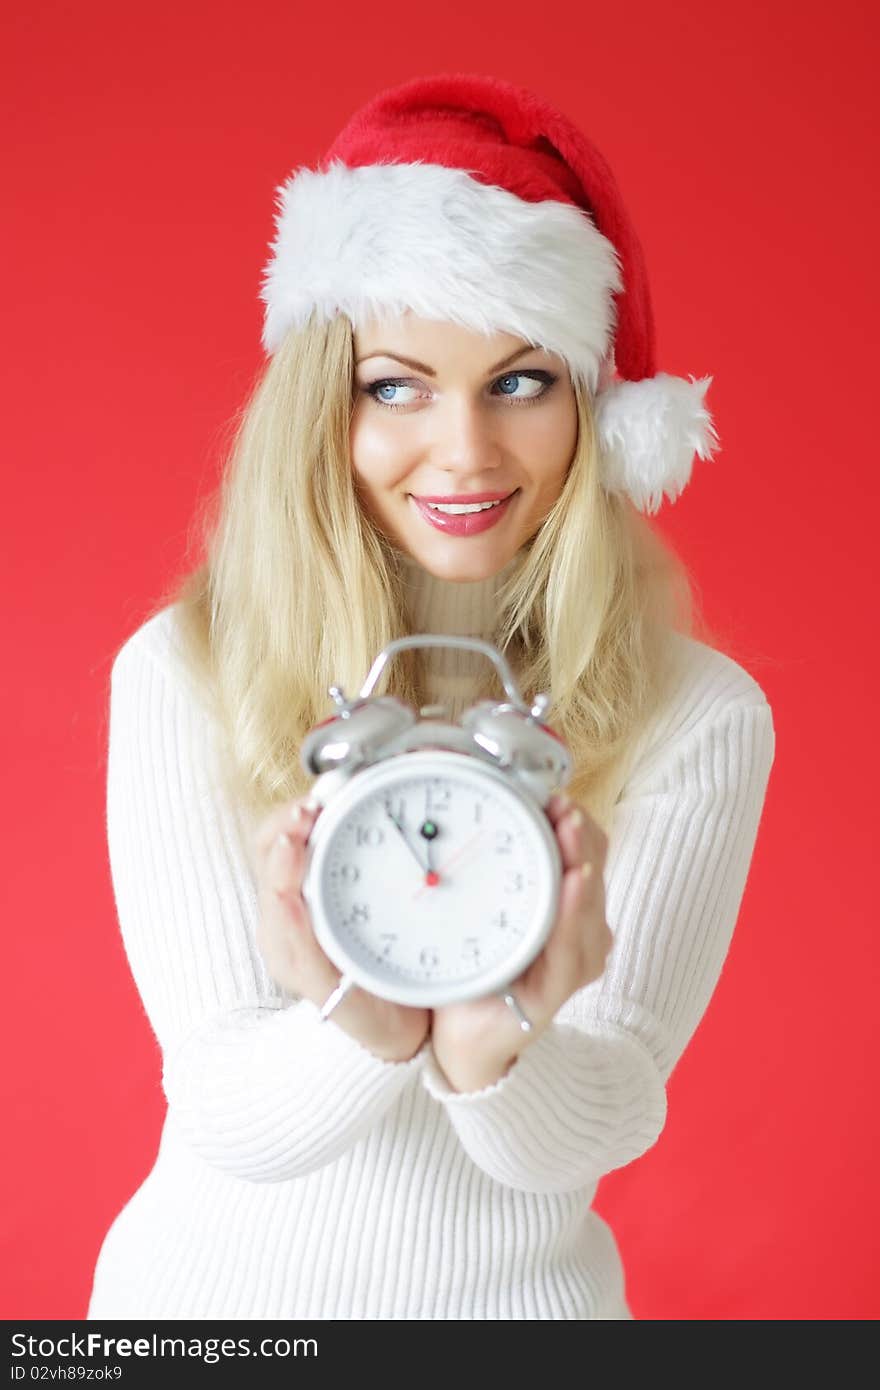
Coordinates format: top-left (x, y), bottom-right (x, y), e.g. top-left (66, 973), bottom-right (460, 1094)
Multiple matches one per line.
top-left (594, 373), bottom-right (720, 514)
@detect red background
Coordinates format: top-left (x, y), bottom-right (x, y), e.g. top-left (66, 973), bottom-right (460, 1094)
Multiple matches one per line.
top-left (3, 0), bottom-right (877, 1321)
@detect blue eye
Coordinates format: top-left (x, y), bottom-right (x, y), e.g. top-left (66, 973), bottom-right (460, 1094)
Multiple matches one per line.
top-left (496, 373), bottom-right (546, 398)
top-left (363, 370), bottom-right (556, 412)
top-left (371, 382), bottom-right (418, 407)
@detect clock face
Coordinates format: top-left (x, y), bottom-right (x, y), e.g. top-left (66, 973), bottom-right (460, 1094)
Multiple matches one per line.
top-left (302, 752), bottom-right (560, 1006)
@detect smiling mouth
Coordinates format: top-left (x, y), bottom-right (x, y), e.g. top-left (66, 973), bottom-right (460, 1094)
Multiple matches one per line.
top-left (408, 489), bottom-right (519, 513)
top-left (407, 489), bottom-right (521, 537)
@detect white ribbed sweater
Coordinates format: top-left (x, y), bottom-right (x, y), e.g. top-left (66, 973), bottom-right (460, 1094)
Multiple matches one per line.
top-left (88, 559), bottom-right (775, 1321)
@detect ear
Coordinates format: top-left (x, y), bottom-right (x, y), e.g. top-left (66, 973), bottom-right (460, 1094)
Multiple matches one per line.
top-left (594, 373), bottom-right (720, 515)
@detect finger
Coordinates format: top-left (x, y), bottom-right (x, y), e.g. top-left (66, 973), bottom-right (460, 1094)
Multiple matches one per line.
top-left (256, 872), bottom-right (332, 1001)
top-left (253, 803), bottom-right (299, 864)
top-left (512, 863), bottom-right (590, 1012)
top-left (257, 842), bottom-right (317, 972)
top-left (555, 807), bottom-right (596, 874)
top-left (547, 863), bottom-right (611, 985)
top-left (253, 797), bottom-right (320, 866)
top-left (572, 858), bottom-right (607, 933)
top-left (525, 860), bottom-right (589, 971)
top-left (571, 867), bottom-right (613, 975)
top-left (550, 801), bottom-right (608, 872)
top-left (264, 827), bottom-right (312, 901)
top-left (545, 792), bottom-right (574, 828)
top-left (559, 860), bottom-right (596, 935)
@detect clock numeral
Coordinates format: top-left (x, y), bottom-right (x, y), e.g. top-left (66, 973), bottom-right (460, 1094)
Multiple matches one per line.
top-left (462, 937), bottom-right (481, 964)
top-left (492, 910), bottom-right (511, 931)
top-left (425, 783), bottom-right (451, 814)
top-left (473, 800), bottom-right (484, 824)
top-left (356, 825), bottom-right (385, 848)
top-left (379, 934), bottom-right (397, 958)
top-left (343, 902), bottom-right (371, 926)
top-left (504, 871), bottom-right (525, 893)
top-left (383, 796), bottom-right (407, 824)
top-left (494, 828), bottom-right (514, 854)
top-left (419, 946), bottom-right (439, 969)
top-left (330, 862), bottom-right (360, 883)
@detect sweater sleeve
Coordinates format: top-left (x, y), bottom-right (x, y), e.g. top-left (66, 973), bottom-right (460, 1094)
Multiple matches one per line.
top-left (421, 688), bottom-right (776, 1195)
top-left (105, 615), bottom-right (428, 1184)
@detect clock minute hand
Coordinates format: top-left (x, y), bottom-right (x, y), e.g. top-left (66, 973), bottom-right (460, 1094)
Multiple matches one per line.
top-left (383, 807), bottom-right (426, 874)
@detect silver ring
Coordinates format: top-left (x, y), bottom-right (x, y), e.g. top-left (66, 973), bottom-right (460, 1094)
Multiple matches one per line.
top-left (502, 991), bottom-right (533, 1032)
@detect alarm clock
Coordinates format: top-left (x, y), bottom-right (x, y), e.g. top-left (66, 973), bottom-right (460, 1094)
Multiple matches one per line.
top-left (299, 634), bottom-right (573, 1018)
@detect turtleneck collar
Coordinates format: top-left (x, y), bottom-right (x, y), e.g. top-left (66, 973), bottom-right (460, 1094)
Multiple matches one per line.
top-left (394, 549), bottom-right (523, 720)
top-left (397, 549), bottom-right (521, 640)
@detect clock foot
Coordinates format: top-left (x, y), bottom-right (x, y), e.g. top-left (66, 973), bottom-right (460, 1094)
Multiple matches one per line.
top-left (319, 973), bottom-right (356, 1021)
top-left (501, 991), bottom-right (533, 1032)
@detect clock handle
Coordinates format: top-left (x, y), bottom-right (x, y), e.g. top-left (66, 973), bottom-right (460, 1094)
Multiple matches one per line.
top-left (358, 634), bottom-right (541, 716)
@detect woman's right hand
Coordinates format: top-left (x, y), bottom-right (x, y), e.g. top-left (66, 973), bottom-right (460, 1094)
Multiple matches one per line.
top-left (252, 796), bottom-right (430, 1064)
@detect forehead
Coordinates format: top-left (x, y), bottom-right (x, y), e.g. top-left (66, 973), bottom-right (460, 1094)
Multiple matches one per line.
top-left (352, 311), bottom-right (547, 364)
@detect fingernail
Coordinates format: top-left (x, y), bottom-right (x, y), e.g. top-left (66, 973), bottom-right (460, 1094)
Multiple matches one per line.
top-left (276, 831), bottom-right (294, 853)
top-left (581, 861), bottom-right (593, 880)
top-left (289, 804), bottom-right (303, 825)
top-left (569, 809), bottom-right (584, 829)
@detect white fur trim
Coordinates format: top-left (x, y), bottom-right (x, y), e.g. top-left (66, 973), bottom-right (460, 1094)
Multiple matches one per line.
top-left (260, 159), bottom-right (622, 392)
top-left (595, 373), bottom-right (720, 514)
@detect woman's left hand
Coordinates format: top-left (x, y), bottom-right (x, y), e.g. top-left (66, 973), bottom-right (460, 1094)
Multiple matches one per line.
top-left (429, 795), bottom-right (613, 1093)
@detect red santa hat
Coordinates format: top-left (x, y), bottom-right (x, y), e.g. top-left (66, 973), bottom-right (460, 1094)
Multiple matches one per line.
top-left (259, 73), bottom-right (719, 515)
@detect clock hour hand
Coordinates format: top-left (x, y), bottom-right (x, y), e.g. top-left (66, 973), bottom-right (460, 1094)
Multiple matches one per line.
top-left (411, 829), bottom-right (486, 900)
top-left (421, 817), bottom-right (439, 882)
top-left (421, 789), bottom-right (442, 882)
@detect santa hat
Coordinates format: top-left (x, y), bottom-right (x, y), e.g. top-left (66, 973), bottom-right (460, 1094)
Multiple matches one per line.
top-left (259, 73), bottom-right (719, 515)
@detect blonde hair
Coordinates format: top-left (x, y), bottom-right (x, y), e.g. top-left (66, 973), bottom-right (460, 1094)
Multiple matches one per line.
top-left (147, 312), bottom-right (719, 837)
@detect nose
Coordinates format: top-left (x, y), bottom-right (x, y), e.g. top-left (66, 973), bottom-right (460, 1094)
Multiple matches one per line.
top-left (429, 392), bottom-right (504, 478)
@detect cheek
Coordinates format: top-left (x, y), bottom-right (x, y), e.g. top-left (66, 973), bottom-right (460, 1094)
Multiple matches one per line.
top-left (522, 395), bottom-right (578, 492)
top-left (546, 388), bottom-right (579, 457)
top-left (350, 404), bottom-right (414, 493)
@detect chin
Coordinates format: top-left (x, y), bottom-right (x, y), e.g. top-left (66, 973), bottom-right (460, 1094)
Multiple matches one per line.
top-left (423, 548), bottom-right (516, 583)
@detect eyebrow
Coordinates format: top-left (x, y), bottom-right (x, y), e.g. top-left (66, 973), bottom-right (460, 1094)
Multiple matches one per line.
top-left (355, 345), bottom-right (541, 377)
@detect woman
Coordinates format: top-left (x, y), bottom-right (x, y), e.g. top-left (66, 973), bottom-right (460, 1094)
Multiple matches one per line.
top-left (87, 73), bottom-right (775, 1320)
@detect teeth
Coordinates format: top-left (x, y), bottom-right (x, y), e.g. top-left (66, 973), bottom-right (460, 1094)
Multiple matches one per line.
top-left (426, 498), bottom-right (507, 514)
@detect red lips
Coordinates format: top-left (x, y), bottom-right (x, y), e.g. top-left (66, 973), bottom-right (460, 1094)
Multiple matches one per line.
top-left (410, 491), bottom-right (519, 536)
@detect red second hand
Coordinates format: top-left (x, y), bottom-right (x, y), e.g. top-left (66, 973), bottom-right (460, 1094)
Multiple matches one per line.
top-left (413, 830), bottom-right (486, 900)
